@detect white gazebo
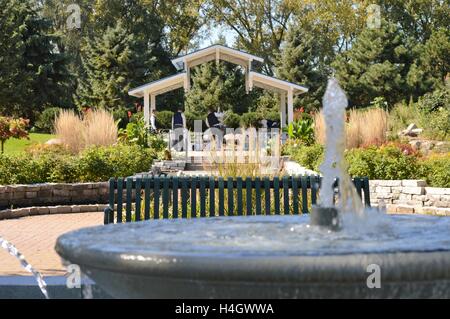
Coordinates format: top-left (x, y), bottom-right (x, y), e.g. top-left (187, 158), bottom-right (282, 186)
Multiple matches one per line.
top-left (128, 44), bottom-right (308, 128)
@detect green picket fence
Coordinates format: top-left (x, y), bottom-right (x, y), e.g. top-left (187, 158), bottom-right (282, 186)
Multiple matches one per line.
top-left (104, 176), bottom-right (371, 224)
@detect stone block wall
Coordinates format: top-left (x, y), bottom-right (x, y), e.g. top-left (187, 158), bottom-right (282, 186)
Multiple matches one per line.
top-left (369, 180), bottom-right (450, 216)
top-left (0, 182), bottom-right (110, 209)
top-left (0, 204), bottom-right (108, 220)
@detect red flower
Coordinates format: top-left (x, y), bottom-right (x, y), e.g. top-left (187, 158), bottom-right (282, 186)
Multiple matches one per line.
top-left (127, 111), bottom-right (132, 118)
top-left (299, 107), bottom-right (305, 113)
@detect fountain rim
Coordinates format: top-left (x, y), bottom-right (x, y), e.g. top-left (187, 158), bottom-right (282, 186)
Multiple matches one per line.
top-left (56, 236), bottom-right (450, 284)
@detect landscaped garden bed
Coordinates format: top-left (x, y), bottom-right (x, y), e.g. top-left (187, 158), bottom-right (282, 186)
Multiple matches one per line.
top-left (0, 144), bottom-right (158, 185)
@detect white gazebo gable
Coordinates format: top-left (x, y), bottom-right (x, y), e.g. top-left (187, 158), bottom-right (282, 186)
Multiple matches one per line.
top-left (171, 44), bottom-right (264, 92)
top-left (129, 44), bottom-right (308, 128)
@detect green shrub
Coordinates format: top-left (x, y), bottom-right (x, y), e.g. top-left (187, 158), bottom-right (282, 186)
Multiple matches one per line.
top-left (0, 152), bottom-right (61, 184)
top-left (156, 110), bottom-right (174, 129)
top-left (48, 156), bottom-right (80, 183)
top-left (77, 145), bottom-right (156, 182)
top-left (129, 111), bottom-right (143, 123)
top-left (264, 111), bottom-right (280, 122)
top-left (0, 145), bottom-right (158, 184)
top-left (416, 87), bottom-right (450, 140)
top-left (148, 134), bottom-right (166, 153)
top-left (283, 141), bottom-right (324, 171)
top-left (388, 102), bottom-right (417, 136)
top-left (111, 107), bottom-right (131, 129)
top-left (419, 154), bottom-right (450, 187)
top-left (223, 112), bottom-right (241, 129)
top-left (33, 107), bottom-right (61, 133)
top-left (296, 143), bottom-right (324, 171)
top-left (346, 145), bottom-right (420, 180)
top-left (370, 96), bottom-right (389, 110)
top-left (388, 88), bottom-right (450, 141)
top-left (418, 107), bottom-right (450, 140)
top-left (118, 115), bottom-right (149, 148)
top-left (241, 112), bottom-right (262, 128)
top-left (284, 119), bottom-right (315, 145)
top-left (0, 154), bottom-right (27, 184)
top-left (284, 142), bottom-right (449, 187)
top-left (417, 87), bottom-right (449, 113)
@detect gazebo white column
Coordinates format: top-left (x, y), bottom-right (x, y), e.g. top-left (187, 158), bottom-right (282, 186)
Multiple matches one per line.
top-left (129, 72), bottom-right (190, 125)
top-left (184, 62), bottom-right (190, 92)
top-left (150, 94), bottom-right (156, 113)
top-left (245, 59), bottom-right (252, 93)
top-left (287, 88), bottom-right (294, 124)
top-left (143, 92), bottom-right (150, 125)
top-left (280, 92), bottom-right (286, 128)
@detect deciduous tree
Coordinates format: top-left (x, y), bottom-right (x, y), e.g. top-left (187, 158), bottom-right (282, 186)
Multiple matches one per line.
top-left (207, 0), bottom-right (296, 74)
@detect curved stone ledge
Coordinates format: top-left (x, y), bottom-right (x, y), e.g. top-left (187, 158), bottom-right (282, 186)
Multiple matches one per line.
top-left (0, 204), bottom-right (108, 220)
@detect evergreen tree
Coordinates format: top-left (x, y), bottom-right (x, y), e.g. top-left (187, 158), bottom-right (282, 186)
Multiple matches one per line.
top-left (76, 22), bottom-right (149, 111)
top-left (276, 23), bottom-right (329, 111)
top-left (0, 0), bottom-right (70, 120)
top-left (88, 0), bottom-right (174, 81)
top-left (332, 21), bottom-right (411, 107)
top-left (407, 27), bottom-right (450, 96)
top-left (75, 1), bottom-right (176, 114)
top-left (185, 61), bottom-right (258, 116)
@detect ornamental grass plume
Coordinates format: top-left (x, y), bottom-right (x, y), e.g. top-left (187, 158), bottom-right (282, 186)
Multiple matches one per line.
top-left (314, 108), bottom-right (387, 149)
top-left (54, 109), bottom-right (117, 153)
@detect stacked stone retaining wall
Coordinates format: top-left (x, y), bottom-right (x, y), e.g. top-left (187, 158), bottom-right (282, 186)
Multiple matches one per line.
top-left (369, 180), bottom-right (450, 215)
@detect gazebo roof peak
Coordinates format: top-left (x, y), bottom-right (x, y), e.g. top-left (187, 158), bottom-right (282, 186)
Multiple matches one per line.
top-left (171, 44), bottom-right (264, 71)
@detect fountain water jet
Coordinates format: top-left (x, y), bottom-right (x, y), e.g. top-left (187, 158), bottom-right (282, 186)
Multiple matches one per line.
top-left (55, 78), bottom-right (450, 298)
top-left (311, 78), bottom-right (365, 230)
top-left (1, 235), bottom-right (49, 299)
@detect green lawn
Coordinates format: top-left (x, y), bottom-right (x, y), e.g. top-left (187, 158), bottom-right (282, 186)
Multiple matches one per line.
top-left (2, 133), bottom-right (55, 155)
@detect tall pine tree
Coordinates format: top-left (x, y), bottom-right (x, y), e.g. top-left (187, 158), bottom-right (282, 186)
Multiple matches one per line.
top-left (0, 0), bottom-right (70, 121)
top-left (185, 61), bottom-right (258, 116)
top-left (332, 21), bottom-right (412, 107)
top-left (75, 1), bottom-right (175, 114)
top-left (407, 27), bottom-right (450, 96)
top-left (276, 23), bottom-right (329, 111)
top-left (76, 22), bottom-right (150, 111)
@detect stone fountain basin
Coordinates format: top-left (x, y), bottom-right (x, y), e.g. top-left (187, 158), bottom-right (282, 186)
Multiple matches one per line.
top-left (55, 215), bottom-right (450, 298)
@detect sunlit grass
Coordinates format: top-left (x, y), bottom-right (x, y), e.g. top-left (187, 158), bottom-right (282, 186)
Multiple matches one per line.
top-left (3, 133), bottom-right (55, 155)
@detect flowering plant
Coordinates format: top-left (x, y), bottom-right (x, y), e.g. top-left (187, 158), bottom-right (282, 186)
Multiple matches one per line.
top-left (0, 116), bottom-right (29, 153)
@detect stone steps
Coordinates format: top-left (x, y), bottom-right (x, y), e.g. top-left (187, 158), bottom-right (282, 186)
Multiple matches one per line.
top-left (185, 163), bottom-right (216, 171)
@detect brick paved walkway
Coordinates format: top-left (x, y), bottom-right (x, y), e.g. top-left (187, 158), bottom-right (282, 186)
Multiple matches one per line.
top-left (0, 213), bottom-right (103, 276)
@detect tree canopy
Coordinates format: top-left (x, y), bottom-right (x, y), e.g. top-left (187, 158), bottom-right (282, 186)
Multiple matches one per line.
top-left (0, 0), bottom-right (448, 122)
top-left (185, 61), bottom-right (258, 116)
top-left (0, 0), bottom-right (70, 121)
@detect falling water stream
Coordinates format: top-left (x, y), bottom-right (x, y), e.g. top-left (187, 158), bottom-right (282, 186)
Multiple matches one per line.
top-left (0, 235), bottom-right (49, 299)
